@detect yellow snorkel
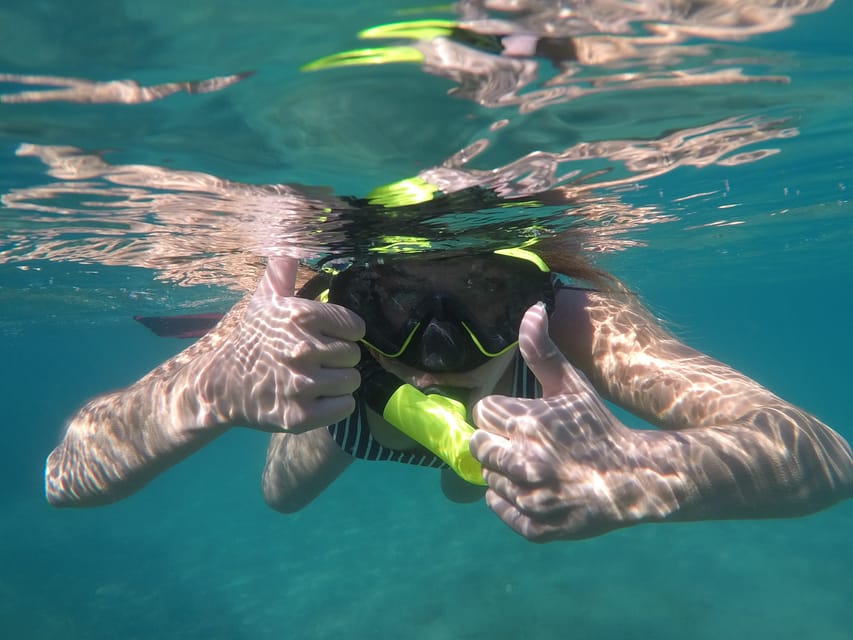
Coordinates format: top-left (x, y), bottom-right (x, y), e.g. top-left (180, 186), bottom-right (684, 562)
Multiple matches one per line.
top-left (362, 368), bottom-right (486, 486)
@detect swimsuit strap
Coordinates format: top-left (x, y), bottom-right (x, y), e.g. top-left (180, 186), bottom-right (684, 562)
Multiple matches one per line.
top-left (328, 350), bottom-right (541, 465)
top-left (512, 345), bottom-right (542, 400)
top-left (327, 395), bottom-right (447, 467)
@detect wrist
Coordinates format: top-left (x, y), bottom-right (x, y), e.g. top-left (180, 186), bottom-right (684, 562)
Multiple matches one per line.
top-left (622, 428), bottom-right (697, 524)
top-left (158, 349), bottom-right (238, 434)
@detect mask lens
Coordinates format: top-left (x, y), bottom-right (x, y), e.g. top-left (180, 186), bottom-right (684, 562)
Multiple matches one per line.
top-left (328, 266), bottom-right (425, 355)
top-left (398, 311), bottom-right (493, 373)
top-left (327, 254), bottom-right (553, 367)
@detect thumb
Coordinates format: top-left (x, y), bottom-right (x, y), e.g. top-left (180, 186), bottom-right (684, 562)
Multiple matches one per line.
top-left (255, 256), bottom-right (298, 298)
top-left (518, 302), bottom-right (594, 398)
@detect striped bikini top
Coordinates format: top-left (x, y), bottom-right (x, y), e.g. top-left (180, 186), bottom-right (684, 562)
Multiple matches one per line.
top-left (327, 351), bottom-right (542, 468)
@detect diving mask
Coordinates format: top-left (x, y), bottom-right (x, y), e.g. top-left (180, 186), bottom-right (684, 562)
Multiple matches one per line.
top-left (327, 252), bottom-right (553, 373)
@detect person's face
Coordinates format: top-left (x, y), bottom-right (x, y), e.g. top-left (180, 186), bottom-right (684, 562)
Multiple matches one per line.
top-left (367, 343), bottom-right (518, 406)
top-left (328, 252), bottom-right (553, 396)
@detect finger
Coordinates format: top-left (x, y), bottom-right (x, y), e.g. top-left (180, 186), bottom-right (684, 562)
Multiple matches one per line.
top-left (518, 302), bottom-right (564, 397)
top-left (311, 336), bottom-right (362, 369)
top-left (484, 490), bottom-right (558, 543)
top-left (472, 394), bottom-right (525, 438)
top-left (306, 394), bottom-right (358, 429)
top-left (476, 440), bottom-right (554, 487)
top-left (472, 430), bottom-right (556, 486)
top-left (486, 470), bottom-right (568, 517)
top-left (470, 430), bottom-right (513, 469)
top-left (483, 470), bottom-right (529, 509)
top-left (266, 298), bottom-right (365, 343)
top-left (256, 256), bottom-right (299, 298)
top-left (286, 394), bottom-right (358, 432)
top-left (304, 365), bottom-right (362, 397)
top-left (312, 303), bottom-right (366, 342)
top-left (518, 302), bottom-right (596, 399)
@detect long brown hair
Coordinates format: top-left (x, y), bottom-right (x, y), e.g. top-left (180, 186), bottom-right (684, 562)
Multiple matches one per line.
top-left (524, 233), bottom-right (622, 292)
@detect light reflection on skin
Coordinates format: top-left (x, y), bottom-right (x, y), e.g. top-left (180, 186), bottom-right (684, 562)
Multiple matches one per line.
top-left (6, 0), bottom-right (850, 539)
top-left (41, 254), bottom-right (853, 538)
top-left (0, 71), bottom-right (253, 104)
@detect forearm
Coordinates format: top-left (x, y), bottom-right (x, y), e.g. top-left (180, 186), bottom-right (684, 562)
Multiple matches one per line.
top-left (45, 355), bottom-right (232, 507)
top-left (560, 289), bottom-right (788, 430)
top-left (45, 323), bottom-right (239, 507)
top-left (478, 299), bottom-right (852, 541)
top-left (632, 406), bottom-right (853, 524)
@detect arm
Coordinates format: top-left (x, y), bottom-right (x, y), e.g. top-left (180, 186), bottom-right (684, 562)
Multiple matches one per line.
top-left (470, 294), bottom-right (853, 541)
top-left (45, 257), bottom-right (364, 507)
top-left (552, 287), bottom-right (822, 432)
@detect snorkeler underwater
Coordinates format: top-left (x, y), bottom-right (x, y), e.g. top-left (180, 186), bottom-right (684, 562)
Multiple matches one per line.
top-left (1, 1), bottom-right (851, 638)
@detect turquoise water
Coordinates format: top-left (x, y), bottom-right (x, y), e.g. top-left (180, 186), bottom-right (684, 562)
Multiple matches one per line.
top-left (2, 2), bottom-right (852, 638)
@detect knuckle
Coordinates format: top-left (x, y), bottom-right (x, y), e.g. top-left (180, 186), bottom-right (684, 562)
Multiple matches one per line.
top-left (474, 395), bottom-right (521, 425)
top-left (280, 296), bottom-right (320, 325)
top-left (515, 492), bottom-right (539, 515)
top-left (286, 371), bottom-right (310, 395)
top-left (522, 460), bottom-right (555, 484)
top-left (281, 338), bottom-right (314, 363)
top-left (327, 302), bottom-right (362, 325)
top-left (468, 430), bottom-right (491, 459)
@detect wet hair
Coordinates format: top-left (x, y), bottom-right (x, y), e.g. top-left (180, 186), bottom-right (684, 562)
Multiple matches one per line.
top-left (292, 228), bottom-right (622, 295)
top-left (529, 233), bottom-right (623, 292)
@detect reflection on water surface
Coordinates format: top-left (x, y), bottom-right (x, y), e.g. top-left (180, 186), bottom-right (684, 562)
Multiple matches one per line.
top-left (0, 0), bottom-right (845, 305)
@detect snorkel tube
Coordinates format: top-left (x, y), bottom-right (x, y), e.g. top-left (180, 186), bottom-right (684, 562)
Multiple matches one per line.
top-left (361, 366), bottom-right (486, 486)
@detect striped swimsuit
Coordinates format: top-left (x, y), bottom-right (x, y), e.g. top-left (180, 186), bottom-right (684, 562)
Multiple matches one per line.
top-left (327, 351), bottom-right (542, 468)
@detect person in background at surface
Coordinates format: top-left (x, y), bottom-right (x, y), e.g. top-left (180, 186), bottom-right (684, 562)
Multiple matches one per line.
top-left (43, 229), bottom-right (853, 542)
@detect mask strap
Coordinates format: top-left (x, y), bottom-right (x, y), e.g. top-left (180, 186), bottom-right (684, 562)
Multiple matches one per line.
top-left (296, 273), bottom-right (332, 300)
top-left (493, 247), bottom-right (549, 273)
